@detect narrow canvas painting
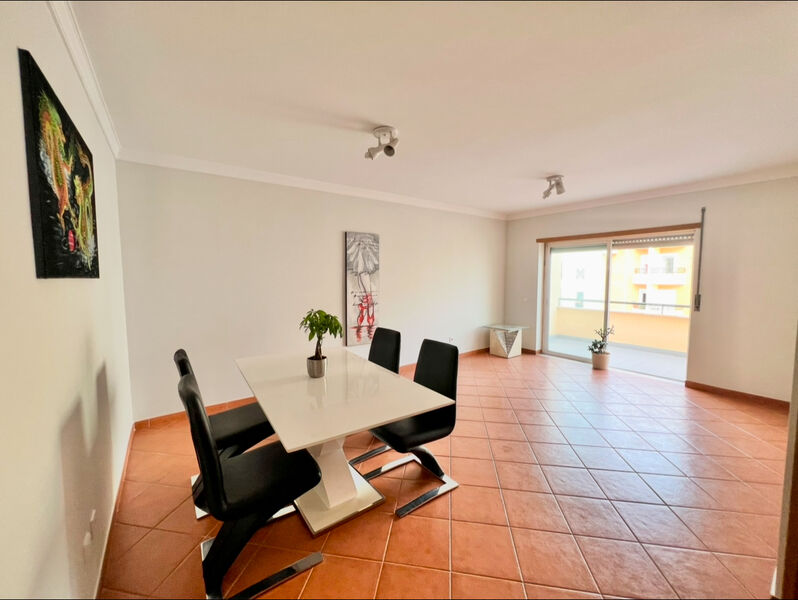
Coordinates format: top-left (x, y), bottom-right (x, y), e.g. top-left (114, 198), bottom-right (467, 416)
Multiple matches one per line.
top-left (345, 232), bottom-right (379, 345)
top-left (19, 49), bottom-right (99, 278)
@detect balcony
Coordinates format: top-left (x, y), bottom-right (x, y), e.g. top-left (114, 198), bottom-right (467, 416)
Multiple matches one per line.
top-left (549, 298), bottom-right (691, 379)
top-left (547, 335), bottom-right (687, 380)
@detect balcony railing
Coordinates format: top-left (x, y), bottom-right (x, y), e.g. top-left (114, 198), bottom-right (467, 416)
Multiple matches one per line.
top-left (557, 297), bottom-right (691, 316)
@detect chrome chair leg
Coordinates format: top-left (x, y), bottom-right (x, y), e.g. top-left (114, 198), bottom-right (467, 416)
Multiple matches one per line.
top-left (348, 444), bottom-right (390, 466)
top-left (363, 444), bottom-right (459, 517)
top-left (201, 538), bottom-right (321, 599)
top-left (362, 454), bottom-right (416, 480)
top-left (396, 473), bottom-right (458, 518)
top-left (230, 552), bottom-right (322, 599)
top-left (191, 473), bottom-right (209, 519)
top-left (268, 504), bottom-right (296, 521)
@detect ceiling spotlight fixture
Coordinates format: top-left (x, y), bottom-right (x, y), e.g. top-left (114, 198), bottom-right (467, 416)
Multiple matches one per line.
top-left (365, 126), bottom-right (399, 160)
top-left (542, 174), bottom-right (565, 199)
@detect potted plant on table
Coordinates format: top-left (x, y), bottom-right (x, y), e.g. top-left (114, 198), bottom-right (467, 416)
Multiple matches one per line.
top-left (299, 309), bottom-right (343, 378)
top-left (588, 325), bottom-right (615, 370)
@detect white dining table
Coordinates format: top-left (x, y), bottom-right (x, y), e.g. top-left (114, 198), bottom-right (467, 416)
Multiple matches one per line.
top-left (235, 347), bottom-right (454, 535)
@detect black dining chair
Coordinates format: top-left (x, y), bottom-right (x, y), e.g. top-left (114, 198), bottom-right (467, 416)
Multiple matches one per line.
top-left (348, 327), bottom-right (402, 467)
top-left (174, 349), bottom-right (275, 456)
top-left (367, 327), bottom-right (401, 372)
top-left (363, 339), bottom-right (459, 517)
top-left (178, 370), bottom-right (322, 599)
top-left (174, 349), bottom-right (277, 519)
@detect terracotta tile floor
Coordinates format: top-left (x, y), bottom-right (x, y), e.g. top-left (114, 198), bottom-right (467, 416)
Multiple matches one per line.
top-left (99, 352), bottom-right (789, 599)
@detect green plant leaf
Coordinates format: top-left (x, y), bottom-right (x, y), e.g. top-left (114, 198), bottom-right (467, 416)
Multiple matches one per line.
top-left (299, 309), bottom-right (342, 349)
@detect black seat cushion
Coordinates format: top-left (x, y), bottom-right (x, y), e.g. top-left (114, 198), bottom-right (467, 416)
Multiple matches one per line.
top-left (209, 403), bottom-right (275, 449)
top-left (371, 406), bottom-right (455, 454)
top-left (219, 442), bottom-right (320, 520)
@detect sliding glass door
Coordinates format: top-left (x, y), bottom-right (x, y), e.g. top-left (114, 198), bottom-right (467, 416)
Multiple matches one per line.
top-left (543, 231), bottom-right (695, 379)
top-left (545, 245), bottom-right (608, 360)
top-left (607, 235), bottom-right (694, 379)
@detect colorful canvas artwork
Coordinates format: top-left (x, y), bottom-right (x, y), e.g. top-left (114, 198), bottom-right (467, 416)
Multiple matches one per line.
top-left (345, 232), bottom-right (379, 345)
top-left (19, 49), bottom-right (99, 278)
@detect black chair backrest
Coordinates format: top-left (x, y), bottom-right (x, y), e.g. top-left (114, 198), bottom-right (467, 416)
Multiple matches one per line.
top-left (177, 371), bottom-right (227, 517)
top-left (174, 348), bottom-right (194, 377)
top-left (414, 339), bottom-right (459, 403)
top-left (368, 328), bottom-right (401, 373)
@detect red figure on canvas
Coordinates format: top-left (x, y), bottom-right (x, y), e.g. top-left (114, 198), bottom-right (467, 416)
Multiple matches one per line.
top-left (346, 233), bottom-right (379, 345)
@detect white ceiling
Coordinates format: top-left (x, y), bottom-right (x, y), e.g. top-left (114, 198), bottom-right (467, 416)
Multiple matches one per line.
top-left (71, 1), bottom-right (798, 218)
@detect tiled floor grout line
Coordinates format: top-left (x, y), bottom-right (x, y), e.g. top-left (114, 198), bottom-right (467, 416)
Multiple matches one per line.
top-left (517, 391), bottom-right (672, 507)
top-left (370, 516), bottom-right (394, 600)
top-left (98, 587), bottom-right (136, 598)
top-left (136, 535), bottom-right (198, 598)
top-left (482, 377), bottom-right (529, 599)
top-left (448, 491), bottom-right (452, 600)
top-left (455, 395), bottom-right (783, 513)
top-left (295, 549), bottom-right (314, 600)
top-left (427, 478), bottom-right (781, 519)
top-left (217, 542), bottom-right (256, 598)
top-left (499, 362), bottom-right (771, 598)
top-left (705, 549), bottom-right (768, 599)
top-left (524, 407), bottom-right (606, 597)
top-left (450, 454), bottom-right (777, 521)
top-left (605, 491), bottom-right (688, 598)
top-left (480, 449), bottom-right (779, 516)
top-left (634, 538), bottom-right (687, 598)
top-left (455, 410), bottom-right (773, 451)
top-left (544, 478), bottom-right (604, 597)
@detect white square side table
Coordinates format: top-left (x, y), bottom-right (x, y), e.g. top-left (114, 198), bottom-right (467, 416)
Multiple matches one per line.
top-left (483, 324), bottom-right (529, 358)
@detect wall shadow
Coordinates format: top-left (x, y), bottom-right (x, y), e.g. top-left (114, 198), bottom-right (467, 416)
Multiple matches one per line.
top-left (58, 363), bottom-right (114, 597)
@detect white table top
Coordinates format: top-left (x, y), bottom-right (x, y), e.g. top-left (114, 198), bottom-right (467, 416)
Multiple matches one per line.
top-left (483, 324), bottom-right (529, 331)
top-left (236, 348), bottom-right (455, 452)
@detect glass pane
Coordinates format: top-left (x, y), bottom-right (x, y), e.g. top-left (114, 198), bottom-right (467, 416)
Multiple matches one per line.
top-left (607, 243), bottom-right (693, 379)
top-left (547, 245), bottom-right (607, 359)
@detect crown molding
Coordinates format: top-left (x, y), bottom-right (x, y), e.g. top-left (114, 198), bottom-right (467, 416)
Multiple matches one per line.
top-left (117, 148), bottom-right (507, 220)
top-left (45, 0), bottom-right (503, 220)
top-left (507, 163), bottom-right (798, 221)
top-left (48, 0), bottom-right (121, 155)
top-left (45, 0), bottom-right (798, 224)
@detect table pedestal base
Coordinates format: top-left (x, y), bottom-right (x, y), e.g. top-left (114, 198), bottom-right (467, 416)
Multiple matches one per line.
top-left (295, 438), bottom-right (384, 535)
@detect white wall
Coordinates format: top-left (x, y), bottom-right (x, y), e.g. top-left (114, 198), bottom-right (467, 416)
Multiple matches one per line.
top-left (117, 162), bottom-right (506, 420)
top-left (505, 177), bottom-right (798, 402)
top-left (0, 3), bottom-right (133, 598)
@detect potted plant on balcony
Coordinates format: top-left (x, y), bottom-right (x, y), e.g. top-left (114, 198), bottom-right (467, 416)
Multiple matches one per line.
top-left (588, 325), bottom-right (615, 370)
top-left (299, 309), bottom-right (343, 378)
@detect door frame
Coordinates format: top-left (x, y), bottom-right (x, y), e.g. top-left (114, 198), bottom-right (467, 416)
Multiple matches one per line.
top-left (541, 239), bottom-right (611, 363)
top-left (541, 227), bottom-right (699, 368)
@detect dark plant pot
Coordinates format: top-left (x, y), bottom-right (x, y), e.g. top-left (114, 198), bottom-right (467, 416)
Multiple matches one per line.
top-left (307, 356), bottom-right (327, 378)
top-left (591, 352), bottom-right (610, 370)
